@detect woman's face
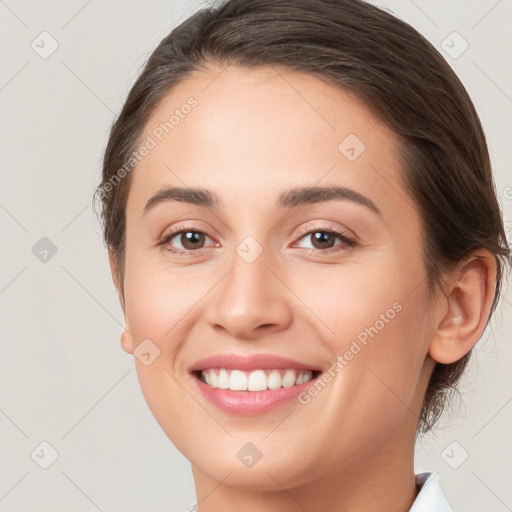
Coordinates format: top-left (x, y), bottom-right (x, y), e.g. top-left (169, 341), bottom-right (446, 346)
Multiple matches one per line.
top-left (117, 64), bottom-right (437, 491)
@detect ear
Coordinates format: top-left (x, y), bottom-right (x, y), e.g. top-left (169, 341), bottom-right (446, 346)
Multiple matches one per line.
top-left (428, 249), bottom-right (498, 364)
top-left (120, 330), bottom-right (135, 355)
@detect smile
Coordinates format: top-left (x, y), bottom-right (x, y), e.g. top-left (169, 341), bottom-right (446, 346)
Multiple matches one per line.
top-left (188, 353), bottom-right (323, 415)
top-left (196, 368), bottom-right (318, 391)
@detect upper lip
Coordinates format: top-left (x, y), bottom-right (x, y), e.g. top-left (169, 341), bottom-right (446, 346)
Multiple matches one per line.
top-left (188, 353), bottom-right (322, 373)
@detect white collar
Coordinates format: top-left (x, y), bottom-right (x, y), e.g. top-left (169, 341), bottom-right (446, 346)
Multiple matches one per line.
top-left (409, 472), bottom-right (453, 511)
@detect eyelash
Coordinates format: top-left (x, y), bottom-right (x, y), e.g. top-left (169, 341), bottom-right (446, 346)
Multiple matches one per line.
top-left (158, 225), bottom-right (357, 256)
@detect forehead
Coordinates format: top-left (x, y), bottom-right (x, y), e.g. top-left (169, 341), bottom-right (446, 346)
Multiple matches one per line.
top-left (127, 64), bottom-right (409, 219)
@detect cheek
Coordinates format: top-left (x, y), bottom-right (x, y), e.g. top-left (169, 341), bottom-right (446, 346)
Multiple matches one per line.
top-left (290, 254), bottom-right (416, 346)
top-left (122, 260), bottom-right (206, 444)
top-left (123, 253), bottom-right (209, 350)
top-left (291, 254), bottom-right (430, 404)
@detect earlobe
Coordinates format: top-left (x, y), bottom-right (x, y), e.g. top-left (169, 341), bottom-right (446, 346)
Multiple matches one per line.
top-left (428, 250), bottom-right (497, 365)
top-left (121, 329), bottom-right (135, 354)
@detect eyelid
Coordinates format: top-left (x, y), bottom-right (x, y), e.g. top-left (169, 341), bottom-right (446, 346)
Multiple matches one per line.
top-left (290, 225), bottom-right (357, 252)
top-left (157, 221), bottom-right (216, 244)
top-left (292, 221), bottom-right (356, 243)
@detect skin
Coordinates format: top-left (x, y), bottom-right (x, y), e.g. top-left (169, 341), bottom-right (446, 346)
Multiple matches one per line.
top-left (109, 64), bottom-right (496, 512)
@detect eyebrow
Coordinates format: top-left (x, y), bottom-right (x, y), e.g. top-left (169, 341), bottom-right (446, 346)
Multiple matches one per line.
top-left (143, 185), bottom-right (381, 216)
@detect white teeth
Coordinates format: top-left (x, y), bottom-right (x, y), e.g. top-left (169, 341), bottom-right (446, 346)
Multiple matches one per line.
top-left (229, 370), bottom-right (247, 391)
top-left (217, 369), bottom-right (230, 389)
top-left (248, 370), bottom-right (267, 391)
top-left (210, 370), bottom-right (218, 388)
top-left (281, 370), bottom-right (296, 388)
top-left (267, 369), bottom-right (282, 390)
top-left (199, 368), bottom-right (315, 391)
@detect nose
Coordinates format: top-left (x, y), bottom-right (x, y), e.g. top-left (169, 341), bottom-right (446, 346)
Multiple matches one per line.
top-left (204, 250), bottom-right (293, 340)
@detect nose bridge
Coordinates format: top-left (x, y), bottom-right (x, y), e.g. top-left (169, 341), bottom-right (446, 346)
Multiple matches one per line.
top-left (206, 238), bottom-right (292, 338)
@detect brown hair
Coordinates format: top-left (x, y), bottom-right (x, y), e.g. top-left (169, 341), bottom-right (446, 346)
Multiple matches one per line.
top-left (94, 0), bottom-right (511, 434)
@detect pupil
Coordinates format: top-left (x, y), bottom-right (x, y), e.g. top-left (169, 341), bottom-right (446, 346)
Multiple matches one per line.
top-left (313, 231), bottom-right (334, 249)
top-left (182, 231), bottom-right (204, 249)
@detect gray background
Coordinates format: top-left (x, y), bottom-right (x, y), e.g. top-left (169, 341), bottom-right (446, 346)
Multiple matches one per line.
top-left (0, 0), bottom-right (511, 511)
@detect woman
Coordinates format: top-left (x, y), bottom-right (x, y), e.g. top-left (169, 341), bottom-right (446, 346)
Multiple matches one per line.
top-left (94, 0), bottom-right (510, 510)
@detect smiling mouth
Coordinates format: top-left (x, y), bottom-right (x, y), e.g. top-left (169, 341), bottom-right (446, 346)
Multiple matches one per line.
top-left (192, 368), bottom-right (321, 392)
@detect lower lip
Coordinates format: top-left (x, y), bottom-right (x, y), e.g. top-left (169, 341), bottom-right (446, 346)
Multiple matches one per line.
top-left (191, 373), bottom-right (320, 415)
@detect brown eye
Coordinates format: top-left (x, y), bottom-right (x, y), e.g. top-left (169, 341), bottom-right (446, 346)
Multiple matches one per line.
top-left (309, 231), bottom-right (337, 249)
top-left (163, 230), bottom-right (213, 252)
top-left (295, 228), bottom-right (356, 253)
top-left (179, 231), bottom-right (206, 250)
